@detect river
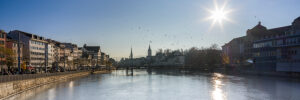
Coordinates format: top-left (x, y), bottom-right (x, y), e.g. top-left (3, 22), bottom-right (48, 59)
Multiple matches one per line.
top-left (7, 69), bottom-right (300, 100)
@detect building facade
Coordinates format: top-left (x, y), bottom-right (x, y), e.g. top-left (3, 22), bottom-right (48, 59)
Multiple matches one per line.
top-left (45, 39), bottom-right (57, 68)
top-left (253, 17), bottom-right (300, 72)
top-left (8, 30), bottom-right (47, 71)
top-left (223, 16), bottom-right (300, 72)
top-left (82, 44), bottom-right (101, 66)
top-left (0, 29), bottom-right (111, 73)
top-left (0, 30), bottom-right (7, 71)
top-left (222, 22), bottom-right (267, 66)
top-left (5, 37), bottom-right (23, 69)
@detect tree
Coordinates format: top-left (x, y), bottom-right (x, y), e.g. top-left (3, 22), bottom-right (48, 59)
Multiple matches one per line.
top-left (0, 46), bottom-right (15, 71)
top-left (184, 44), bottom-right (222, 71)
top-left (0, 46), bottom-right (5, 68)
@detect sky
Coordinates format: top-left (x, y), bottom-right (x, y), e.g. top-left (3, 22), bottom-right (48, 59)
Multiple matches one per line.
top-left (0, 0), bottom-right (300, 60)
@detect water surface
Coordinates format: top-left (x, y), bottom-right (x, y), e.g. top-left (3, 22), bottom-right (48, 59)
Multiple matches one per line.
top-left (8, 70), bottom-right (300, 100)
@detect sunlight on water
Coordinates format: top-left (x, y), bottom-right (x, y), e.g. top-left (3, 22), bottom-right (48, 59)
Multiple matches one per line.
top-left (48, 88), bottom-right (56, 100)
top-left (211, 73), bottom-right (226, 100)
top-left (69, 81), bottom-right (74, 88)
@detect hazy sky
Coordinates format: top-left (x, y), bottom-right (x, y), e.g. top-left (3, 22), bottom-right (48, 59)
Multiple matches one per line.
top-left (0, 0), bottom-right (300, 60)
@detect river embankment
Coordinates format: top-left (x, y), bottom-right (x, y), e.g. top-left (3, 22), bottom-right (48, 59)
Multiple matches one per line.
top-left (0, 70), bottom-right (110, 100)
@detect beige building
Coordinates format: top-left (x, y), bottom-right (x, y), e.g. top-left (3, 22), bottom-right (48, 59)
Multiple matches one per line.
top-left (8, 30), bottom-right (47, 72)
top-left (46, 39), bottom-right (57, 68)
top-left (57, 43), bottom-right (79, 70)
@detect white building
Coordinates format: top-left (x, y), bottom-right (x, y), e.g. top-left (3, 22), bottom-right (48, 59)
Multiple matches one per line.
top-left (8, 30), bottom-right (47, 71)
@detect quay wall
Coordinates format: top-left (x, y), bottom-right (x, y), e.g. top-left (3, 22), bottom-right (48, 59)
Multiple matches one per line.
top-left (0, 71), bottom-right (108, 99)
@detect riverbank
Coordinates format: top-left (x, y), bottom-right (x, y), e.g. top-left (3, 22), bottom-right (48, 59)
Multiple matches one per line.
top-left (0, 70), bottom-right (111, 100)
top-left (140, 67), bottom-right (300, 78)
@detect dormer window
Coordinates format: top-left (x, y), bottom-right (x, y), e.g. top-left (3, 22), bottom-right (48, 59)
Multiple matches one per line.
top-left (33, 35), bottom-right (38, 39)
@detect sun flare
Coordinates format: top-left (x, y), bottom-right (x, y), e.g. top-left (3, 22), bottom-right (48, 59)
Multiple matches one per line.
top-left (210, 9), bottom-right (227, 23)
top-left (205, 0), bottom-right (233, 29)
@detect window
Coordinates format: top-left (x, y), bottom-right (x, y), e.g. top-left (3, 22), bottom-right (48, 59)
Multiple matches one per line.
top-left (0, 40), bottom-right (4, 45)
top-left (0, 33), bottom-right (4, 38)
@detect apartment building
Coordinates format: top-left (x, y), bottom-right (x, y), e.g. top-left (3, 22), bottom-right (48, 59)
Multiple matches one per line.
top-left (223, 16), bottom-right (300, 72)
top-left (6, 36), bottom-right (23, 69)
top-left (0, 30), bottom-right (7, 70)
top-left (8, 30), bottom-right (47, 71)
top-left (252, 17), bottom-right (300, 72)
top-left (82, 44), bottom-right (101, 66)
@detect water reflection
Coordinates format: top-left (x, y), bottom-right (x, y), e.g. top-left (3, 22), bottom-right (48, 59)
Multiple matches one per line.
top-left (47, 88), bottom-right (56, 100)
top-left (211, 73), bottom-right (226, 100)
top-left (69, 81), bottom-right (74, 88)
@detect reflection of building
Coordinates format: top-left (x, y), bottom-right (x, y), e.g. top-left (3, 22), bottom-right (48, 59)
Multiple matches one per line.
top-left (9, 30), bottom-right (47, 71)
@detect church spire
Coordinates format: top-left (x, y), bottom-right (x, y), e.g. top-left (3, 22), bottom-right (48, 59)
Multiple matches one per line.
top-left (148, 44), bottom-right (152, 57)
top-left (130, 47), bottom-right (133, 59)
top-left (148, 44), bottom-right (151, 51)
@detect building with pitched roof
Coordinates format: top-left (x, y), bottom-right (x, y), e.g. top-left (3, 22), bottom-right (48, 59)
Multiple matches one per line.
top-left (223, 16), bottom-right (300, 72)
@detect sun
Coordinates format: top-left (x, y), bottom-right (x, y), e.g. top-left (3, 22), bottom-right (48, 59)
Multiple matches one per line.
top-left (210, 8), bottom-right (227, 23)
top-left (205, 0), bottom-right (233, 29)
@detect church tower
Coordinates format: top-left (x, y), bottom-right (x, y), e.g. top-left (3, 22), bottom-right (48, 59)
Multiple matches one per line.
top-left (148, 44), bottom-right (152, 57)
top-left (130, 47), bottom-right (133, 59)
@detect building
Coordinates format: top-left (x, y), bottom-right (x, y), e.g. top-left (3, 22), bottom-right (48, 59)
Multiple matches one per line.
top-left (130, 47), bottom-right (133, 59)
top-left (8, 30), bottom-right (47, 72)
top-left (100, 52), bottom-right (110, 66)
top-left (222, 37), bottom-right (246, 65)
top-left (45, 39), bottom-right (58, 68)
top-left (77, 47), bottom-right (82, 58)
top-left (222, 22), bottom-right (268, 66)
top-left (119, 45), bottom-right (185, 67)
top-left (0, 30), bottom-right (6, 47)
top-left (101, 52), bottom-right (107, 65)
top-left (147, 44), bottom-right (152, 57)
top-left (152, 50), bottom-right (185, 67)
top-left (57, 43), bottom-right (73, 70)
top-left (252, 17), bottom-right (300, 72)
top-left (5, 36), bottom-right (23, 69)
top-left (223, 16), bottom-right (300, 72)
top-left (0, 30), bottom-right (7, 71)
top-left (82, 44), bottom-right (101, 66)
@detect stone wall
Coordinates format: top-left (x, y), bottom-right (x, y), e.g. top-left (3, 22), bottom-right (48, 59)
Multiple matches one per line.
top-left (0, 71), bottom-right (90, 99)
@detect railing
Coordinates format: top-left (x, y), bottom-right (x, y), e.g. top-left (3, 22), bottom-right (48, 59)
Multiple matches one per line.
top-left (0, 70), bottom-right (89, 83)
